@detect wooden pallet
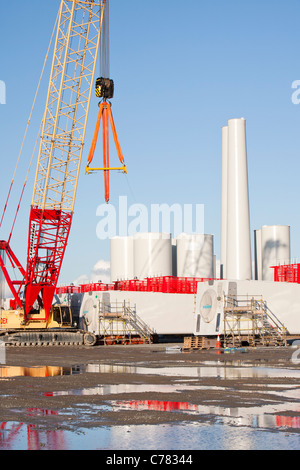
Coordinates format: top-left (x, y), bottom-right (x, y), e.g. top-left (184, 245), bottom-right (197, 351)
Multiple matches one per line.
top-left (183, 336), bottom-right (217, 351)
top-left (103, 335), bottom-right (152, 346)
top-left (224, 334), bottom-right (287, 348)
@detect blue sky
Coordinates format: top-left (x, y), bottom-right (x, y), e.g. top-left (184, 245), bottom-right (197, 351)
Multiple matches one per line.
top-left (0, 0), bottom-right (299, 285)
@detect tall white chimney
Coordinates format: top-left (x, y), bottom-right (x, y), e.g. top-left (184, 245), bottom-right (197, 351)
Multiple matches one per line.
top-left (220, 125), bottom-right (228, 279)
top-left (225, 118), bottom-right (252, 280)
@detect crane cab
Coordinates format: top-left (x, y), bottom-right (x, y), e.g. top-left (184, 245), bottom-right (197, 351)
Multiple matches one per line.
top-left (0, 303), bottom-right (72, 330)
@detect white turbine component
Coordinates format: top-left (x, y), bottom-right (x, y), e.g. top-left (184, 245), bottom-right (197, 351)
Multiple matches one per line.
top-left (261, 225), bottom-right (291, 281)
top-left (176, 233), bottom-right (214, 278)
top-left (110, 236), bottom-right (134, 282)
top-left (133, 233), bottom-right (172, 280)
top-left (226, 118), bottom-right (252, 280)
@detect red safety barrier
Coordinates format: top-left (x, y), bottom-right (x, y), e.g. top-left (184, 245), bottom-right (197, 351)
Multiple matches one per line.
top-left (56, 277), bottom-right (218, 295)
top-left (272, 264), bottom-right (300, 284)
top-left (55, 286), bottom-right (81, 295)
top-left (79, 283), bottom-right (115, 293)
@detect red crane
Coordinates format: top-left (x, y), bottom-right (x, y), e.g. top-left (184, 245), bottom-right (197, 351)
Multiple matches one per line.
top-left (0, 0), bottom-right (125, 346)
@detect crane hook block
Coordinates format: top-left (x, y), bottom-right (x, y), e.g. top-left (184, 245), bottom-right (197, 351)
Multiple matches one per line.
top-left (95, 77), bottom-right (114, 99)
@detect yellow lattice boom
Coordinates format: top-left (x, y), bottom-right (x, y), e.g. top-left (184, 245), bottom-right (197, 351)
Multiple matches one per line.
top-left (32, 0), bottom-right (106, 213)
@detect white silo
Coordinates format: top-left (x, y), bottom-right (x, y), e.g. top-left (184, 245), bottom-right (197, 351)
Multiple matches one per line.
top-left (110, 236), bottom-right (134, 282)
top-left (133, 233), bottom-right (173, 280)
top-left (176, 233), bottom-right (214, 278)
top-left (260, 225), bottom-right (291, 281)
top-left (220, 125), bottom-right (229, 279)
top-left (226, 118), bottom-right (252, 280)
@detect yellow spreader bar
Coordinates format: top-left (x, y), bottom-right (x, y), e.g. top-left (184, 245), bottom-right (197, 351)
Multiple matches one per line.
top-left (85, 165), bottom-right (127, 175)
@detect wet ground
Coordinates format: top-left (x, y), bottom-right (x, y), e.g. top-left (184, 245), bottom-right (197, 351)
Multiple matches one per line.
top-left (0, 344), bottom-right (300, 450)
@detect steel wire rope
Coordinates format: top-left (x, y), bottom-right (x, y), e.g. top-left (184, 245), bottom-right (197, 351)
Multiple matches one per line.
top-left (100, 0), bottom-right (110, 79)
top-left (124, 173), bottom-right (138, 204)
top-left (8, 119), bottom-right (44, 244)
top-left (0, 10), bottom-right (59, 232)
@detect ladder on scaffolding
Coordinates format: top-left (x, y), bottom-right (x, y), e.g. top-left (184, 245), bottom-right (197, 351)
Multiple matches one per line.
top-left (98, 300), bottom-right (154, 345)
top-left (223, 295), bottom-right (289, 348)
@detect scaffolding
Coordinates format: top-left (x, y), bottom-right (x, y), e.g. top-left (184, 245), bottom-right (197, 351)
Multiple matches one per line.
top-left (98, 300), bottom-right (154, 345)
top-left (223, 295), bottom-right (288, 348)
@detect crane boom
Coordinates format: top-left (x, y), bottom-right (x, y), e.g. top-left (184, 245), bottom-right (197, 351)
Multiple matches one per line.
top-left (23, 0), bottom-right (106, 319)
top-left (0, 0), bottom-right (131, 347)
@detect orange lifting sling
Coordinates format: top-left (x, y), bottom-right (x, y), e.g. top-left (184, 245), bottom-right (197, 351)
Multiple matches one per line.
top-left (86, 101), bottom-right (127, 203)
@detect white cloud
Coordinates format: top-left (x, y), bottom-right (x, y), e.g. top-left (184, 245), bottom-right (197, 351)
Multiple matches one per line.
top-left (73, 260), bottom-right (111, 286)
top-left (91, 259), bottom-right (111, 284)
top-left (73, 274), bottom-right (89, 286)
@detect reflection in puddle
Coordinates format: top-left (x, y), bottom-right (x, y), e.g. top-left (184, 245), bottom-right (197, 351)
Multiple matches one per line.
top-left (1, 413), bottom-right (300, 451)
top-left (82, 363), bottom-right (300, 380)
top-left (2, 362), bottom-right (300, 381)
top-left (111, 399), bottom-right (300, 430)
top-left (0, 366), bottom-right (82, 379)
top-left (44, 380), bottom-right (300, 402)
top-left (42, 385), bottom-right (300, 439)
top-left (0, 413), bottom-right (66, 450)
top-left (44, 383), bottom-right (221, 397)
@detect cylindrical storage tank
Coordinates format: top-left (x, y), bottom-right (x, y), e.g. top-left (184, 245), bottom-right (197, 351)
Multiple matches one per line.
top-left (110, 236), bottom-right (134, 282)
top-left (176, 233), bottom-right (214, 278)
top-left (226, 118), bottom-right (252, 280)
top-left (220, 125), bottom-right (229, 279)
top-left (133, 233), bottom-right (172, 280)
top-left (261, 225), bottom-right (290, 281)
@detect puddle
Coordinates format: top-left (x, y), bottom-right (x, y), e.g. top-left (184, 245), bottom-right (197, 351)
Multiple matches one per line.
top-left (1, 418), bottom-right (300, 450)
